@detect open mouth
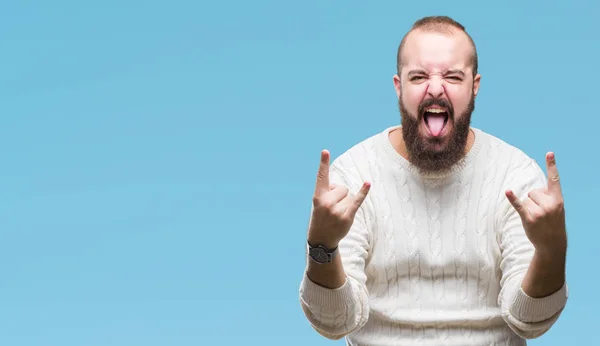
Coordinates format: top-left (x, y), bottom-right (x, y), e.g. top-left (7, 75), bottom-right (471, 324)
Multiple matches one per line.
top-left (423, 108), bottom-right (449, 137)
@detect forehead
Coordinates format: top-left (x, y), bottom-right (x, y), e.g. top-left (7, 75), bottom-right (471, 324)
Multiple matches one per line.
top-left (401, 29), bottom-right (473, 73)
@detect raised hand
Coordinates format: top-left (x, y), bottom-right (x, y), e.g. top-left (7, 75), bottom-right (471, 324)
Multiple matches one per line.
top-left (505, 152), bottom-right (567, 254)
top-left (307, 150), bottom-right (371, 249)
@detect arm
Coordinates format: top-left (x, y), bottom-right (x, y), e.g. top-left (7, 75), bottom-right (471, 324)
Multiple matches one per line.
top-left (521, 246), bottom-right (566, 298)
top-left (496, 153), bottom-right (568, 339)
top-left (299, 157), bottom-right (372, 340)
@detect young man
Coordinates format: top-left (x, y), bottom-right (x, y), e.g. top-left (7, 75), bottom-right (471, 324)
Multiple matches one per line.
top-left (299, 16), bottom-right (568, 346)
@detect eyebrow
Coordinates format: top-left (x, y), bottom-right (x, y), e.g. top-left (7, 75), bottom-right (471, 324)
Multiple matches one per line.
top-left (407, 69), bottom-right (466, 77)
top-left (407, 69), bottom-right (427, 77)
top-left (444, 69), bottom-right (465, 76)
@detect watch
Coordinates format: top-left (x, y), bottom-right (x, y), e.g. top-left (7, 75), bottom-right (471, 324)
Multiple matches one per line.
top-left (307, 241), bottom-right (339, 264)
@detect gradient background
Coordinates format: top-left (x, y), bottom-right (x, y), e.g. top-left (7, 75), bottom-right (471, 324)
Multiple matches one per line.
top-left (1, 1), bottom-right (597, 345)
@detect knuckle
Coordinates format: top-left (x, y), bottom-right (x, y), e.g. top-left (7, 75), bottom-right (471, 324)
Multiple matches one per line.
top-left (548, 197), bottom-right (564, 212)
top-left (330, 210), bottom-right (345, 222)
top-left (542, 205), bottom-right (554, 215)
top-left (321, 200), bottom-right (335, 211)
top-left (336, 212), bottom-right (347, 221)
top-left (530, 210), bottom-right (544, 222)
top-left (313, 196), bottom-right (332, 210)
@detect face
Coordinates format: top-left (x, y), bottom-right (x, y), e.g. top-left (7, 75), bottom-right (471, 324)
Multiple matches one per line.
top-left (393, 29), bottom-right (481, 173)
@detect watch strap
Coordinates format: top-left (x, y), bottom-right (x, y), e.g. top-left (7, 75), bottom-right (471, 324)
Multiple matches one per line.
top-left (307, 241), bottom-right (339, 264)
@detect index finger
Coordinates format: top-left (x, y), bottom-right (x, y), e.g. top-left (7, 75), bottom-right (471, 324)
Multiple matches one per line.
top-left (546, 152), bottom-right (562, 196)
top-left (315, 150), bottom-right (330, 195)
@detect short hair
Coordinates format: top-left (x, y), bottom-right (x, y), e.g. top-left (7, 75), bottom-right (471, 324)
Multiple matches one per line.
top-left (396, 16), bottom-right (478, 76)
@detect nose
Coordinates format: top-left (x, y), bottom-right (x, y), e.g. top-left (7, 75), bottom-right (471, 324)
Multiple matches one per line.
top-left (427, 77), bottom-right (445, 99)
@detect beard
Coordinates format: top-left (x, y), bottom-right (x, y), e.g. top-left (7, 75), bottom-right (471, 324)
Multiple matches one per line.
top-left (399, 91), bottom-right (475, 174)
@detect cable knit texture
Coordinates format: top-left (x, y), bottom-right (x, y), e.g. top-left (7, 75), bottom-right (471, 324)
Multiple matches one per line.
top-left (299, 126), bottom-right (568, 346)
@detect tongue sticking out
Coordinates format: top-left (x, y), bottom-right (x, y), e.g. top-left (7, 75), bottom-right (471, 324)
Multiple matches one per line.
top-left (426, 114), bottom-right (446, 136)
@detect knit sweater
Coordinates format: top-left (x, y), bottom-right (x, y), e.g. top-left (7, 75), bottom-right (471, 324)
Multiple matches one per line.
top-left (299, 126), bottom-right (568, 346)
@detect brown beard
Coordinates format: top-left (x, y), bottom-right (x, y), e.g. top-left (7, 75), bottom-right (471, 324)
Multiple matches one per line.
top-left (399, 91), bottom-right (475, 174)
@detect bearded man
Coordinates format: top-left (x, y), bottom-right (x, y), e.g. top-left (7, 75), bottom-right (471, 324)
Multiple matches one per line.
top-left (299, 16), bottom-right (568, 346)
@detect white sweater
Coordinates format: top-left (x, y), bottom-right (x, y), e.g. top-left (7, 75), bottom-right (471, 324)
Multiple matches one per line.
top-left (299, 126), bottom-right (568, 346)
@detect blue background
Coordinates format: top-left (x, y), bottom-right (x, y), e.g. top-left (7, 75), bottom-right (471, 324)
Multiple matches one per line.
top-left (1, 1), bottom-right (596, 345)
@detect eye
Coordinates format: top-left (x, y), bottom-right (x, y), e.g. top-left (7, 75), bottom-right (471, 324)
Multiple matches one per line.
top-left (410, 76), bottom-right (426, 82)
top-left (446, 76), bottom-right (463, 81)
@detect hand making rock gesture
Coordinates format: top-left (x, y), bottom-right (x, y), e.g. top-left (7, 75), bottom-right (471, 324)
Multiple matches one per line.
top-left (307, 150), bottom-right (371, 249)
top-left (506, 152), bottom-right (567, 254)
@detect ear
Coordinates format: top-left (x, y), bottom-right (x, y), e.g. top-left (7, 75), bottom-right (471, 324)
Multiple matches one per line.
top-left (472, 73), bottom-right (481, 97)
top-left (393, 74), bottom-right (402, 99)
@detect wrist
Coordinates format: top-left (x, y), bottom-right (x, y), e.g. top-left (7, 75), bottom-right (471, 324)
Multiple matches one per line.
top-left (535, 241), bottom-right (567, 261)
top-left (307, 235), bottom-right (339, 250)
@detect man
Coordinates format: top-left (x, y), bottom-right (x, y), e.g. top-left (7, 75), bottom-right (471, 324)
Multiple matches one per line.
top-left (299, 16), bottom-right (568, 346)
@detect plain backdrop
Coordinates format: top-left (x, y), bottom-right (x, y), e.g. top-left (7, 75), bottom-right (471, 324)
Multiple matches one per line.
top-left (1, 1), bottom-right (597, 345)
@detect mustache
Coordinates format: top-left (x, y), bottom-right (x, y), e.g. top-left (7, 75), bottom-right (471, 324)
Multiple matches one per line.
top-left (418, 98), bottom-right (454, 118)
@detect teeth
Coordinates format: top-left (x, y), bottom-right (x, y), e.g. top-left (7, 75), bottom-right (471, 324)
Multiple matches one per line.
top-left (425, 108), bottom-right (446, 113)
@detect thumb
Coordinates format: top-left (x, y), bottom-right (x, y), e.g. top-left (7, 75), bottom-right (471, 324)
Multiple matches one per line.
top-left (345, 182), bottom-right (371, 218)
top-left (505, 189), bottom-right (530, 222)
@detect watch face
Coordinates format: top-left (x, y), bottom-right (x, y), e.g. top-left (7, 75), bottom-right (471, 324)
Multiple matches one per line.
top-left (310, 248), bottom-right (329, 263)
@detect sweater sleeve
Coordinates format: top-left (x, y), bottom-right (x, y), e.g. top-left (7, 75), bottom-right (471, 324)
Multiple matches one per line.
top-left (495, 155), bottom-right (568, 339)
top-left (298, 159), bottom-right (372, 340)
